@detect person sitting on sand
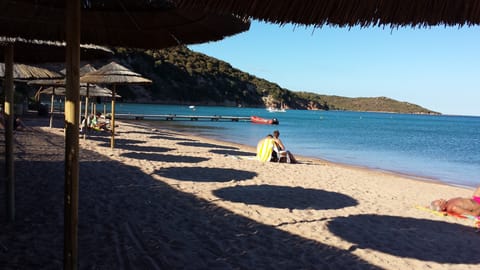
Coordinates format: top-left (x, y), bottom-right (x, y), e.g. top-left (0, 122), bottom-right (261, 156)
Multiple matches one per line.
top-left (430, 186), bottom-right (480, 216)
top-left (13, 115), bottom-right (27, 131)
top-left (256, 134), bottom-right (275, 162)
top-left (88, 112), bottom-right (108, 131)
top-left (272, 130), bottom-right (297, 163)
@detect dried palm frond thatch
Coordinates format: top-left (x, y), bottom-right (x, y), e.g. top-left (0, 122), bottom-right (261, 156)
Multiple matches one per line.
top-left (0, 1), bottom-right (250, 49)
top-left (0, 37), bottom-right (113, 63)
top-left (60, 64), bottom-right (98, 76)
top-left (176, 0), bottom-right (480, 28)
top-left (80, 62), bottom-right (152, 85)
top-left (0, 62), bottom-right (62, 80)
top-left (80, 61), bottom-right (151, 149)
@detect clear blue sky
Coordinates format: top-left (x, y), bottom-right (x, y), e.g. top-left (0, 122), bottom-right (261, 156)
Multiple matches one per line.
top-left (189, 20), bottom-right (480, 116)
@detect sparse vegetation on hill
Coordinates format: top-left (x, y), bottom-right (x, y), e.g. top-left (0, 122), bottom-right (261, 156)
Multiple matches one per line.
top-left (31, 46), bottom-right (439, 115)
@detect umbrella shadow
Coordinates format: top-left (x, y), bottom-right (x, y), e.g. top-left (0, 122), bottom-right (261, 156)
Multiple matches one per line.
top-left (100, 143), bottom-right (174, 153)
top-left (149, 135), bottom-right (197, 142)
top-left (154, 167), bottom-right (257, 182)
top-left (176, 141), bottom-right (238, 150)
top-left (1, 130), bottom-right (382, 270)
top-left (89, 135), bottom-right (174, 152)
top-left (120, 152), bottom-right (209, 163)
top-left (213, 185), bottom-right (358, 210)
top-left (328, 214), bottom-right (480, 264)
top-left (88, 136), bottom-right (145, 145)
top-left (209, 149), bottom-right (255, 157)
top-left (119, 130), bottom-right (162, 136)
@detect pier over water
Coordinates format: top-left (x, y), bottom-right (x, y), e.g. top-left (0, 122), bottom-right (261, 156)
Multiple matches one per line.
top-left (115, 113), bottom-right (251, 122)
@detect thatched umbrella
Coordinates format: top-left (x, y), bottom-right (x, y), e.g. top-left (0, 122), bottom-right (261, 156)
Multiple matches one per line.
top-left (176, 0), bottom-right (480, 27)
top-left (1, 1), bottom-right (249, 269)
top-left (0, 1), bottom-right (251, 49)
top-left (0, 62), bottom-right (62, 81)
top-left (80, 61), bottom-right (152, 148)
top-left (0, 37), bottom-right (113, 63)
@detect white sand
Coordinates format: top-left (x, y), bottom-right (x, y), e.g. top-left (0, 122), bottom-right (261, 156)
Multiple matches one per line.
top-left (1, 115), bottom-right (479, 269)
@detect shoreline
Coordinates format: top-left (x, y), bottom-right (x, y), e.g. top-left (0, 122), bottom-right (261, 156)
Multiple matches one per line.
top-left (2, 115), bottom-right (480, 269)
top-left (135, 119), bottom-right (475, 191)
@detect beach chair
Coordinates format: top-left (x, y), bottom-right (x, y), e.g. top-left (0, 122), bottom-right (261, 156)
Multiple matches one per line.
top-left (273, 145), bottom-right (289, 163)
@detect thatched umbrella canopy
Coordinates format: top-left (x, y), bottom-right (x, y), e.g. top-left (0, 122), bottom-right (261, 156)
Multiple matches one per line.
top-left (176, 0), bottom-right (480, 27)
top-left (0, 1), bottom-right (251, 49)
top-left (80, 62), bottom-right (152, 84)
top-left (80, 61), bottom-right (151, 121)
top-left (61, 63), bottom-right (97, 76)
top-left (0, 37), bottom-right (113, 63)
top-left (81, 61), bottom-right (152, 148)
top-left (0, 63), bottom-right (62, 81)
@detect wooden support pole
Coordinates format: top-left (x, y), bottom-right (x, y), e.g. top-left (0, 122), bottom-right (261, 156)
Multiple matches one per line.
top-left (110, 85), bottom-right (116, 149)
top-left (49, 89), bottom-right (55, 128)
top-left (3, 43), bottom-right (15, 222)
top-left (64, 0), bottom-right (80, 269)
top-left (83, 84), bottom-right (89, 140)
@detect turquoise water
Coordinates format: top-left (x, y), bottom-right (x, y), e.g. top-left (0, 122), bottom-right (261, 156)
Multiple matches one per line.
top-left (111, 103), bottom-right (480, 188)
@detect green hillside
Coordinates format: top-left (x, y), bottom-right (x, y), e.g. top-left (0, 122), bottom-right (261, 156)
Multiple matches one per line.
top-left (36, 46), bottom-right (440, 115)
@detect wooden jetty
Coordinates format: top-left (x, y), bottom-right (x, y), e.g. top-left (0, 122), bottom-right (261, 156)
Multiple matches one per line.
top-left (115, 113), bottom-right (252, 122)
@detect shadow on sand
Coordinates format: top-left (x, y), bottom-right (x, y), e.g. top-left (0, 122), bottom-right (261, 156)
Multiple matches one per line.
top-left (154, 167), bottom-right (257, 182)
top-left (176, 141), bottom-right (238, 150)
top-left (99, 143), bottom-right (175, 153)
top-left (328, 214), bottom-right (480, 264)
top-left (120, 152), bottom-right (210, 163)
top-left (87, 136), bottom-right (146, 146)
top-left (149, 135), bottom-right (197, 142)
top-left (213, 185), bottom-right (358, 210)
top-left (209, 149), bottom-right (256, 157)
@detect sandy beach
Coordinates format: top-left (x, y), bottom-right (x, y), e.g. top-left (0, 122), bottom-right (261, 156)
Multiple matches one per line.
top-left (1, 113), bottom-right (479, 270)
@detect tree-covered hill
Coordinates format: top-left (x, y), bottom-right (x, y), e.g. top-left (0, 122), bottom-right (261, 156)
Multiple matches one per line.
top-left (46, 46), bottom-right (440, 114)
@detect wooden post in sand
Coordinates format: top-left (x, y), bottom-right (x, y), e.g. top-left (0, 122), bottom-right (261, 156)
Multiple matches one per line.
top-left (83, 84), bottom-right (89, 140)
top-left (49, 88), bottom-right (55, 128)
top-left (64, 0), bottom-right (80, 268)
top-left (3, 43), bottom-right (15, 222)
top-left (110, 85), bottom-right (116, 149)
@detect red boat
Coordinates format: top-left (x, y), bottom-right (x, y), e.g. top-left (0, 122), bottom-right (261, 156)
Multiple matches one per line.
top-left (250, 115), bottom-right (279, 125)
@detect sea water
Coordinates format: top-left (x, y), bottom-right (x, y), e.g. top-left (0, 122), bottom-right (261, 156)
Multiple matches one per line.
top-left (110, 103), bottom-right (480, 188)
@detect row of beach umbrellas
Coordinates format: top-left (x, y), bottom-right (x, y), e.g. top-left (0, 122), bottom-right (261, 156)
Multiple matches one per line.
top-left (30, 62), bottom-right (137, 134)
top-left (3, 1), bottom-right (480, 269)
top-left (0, 3), bottom-right (250, 268)
top-left (1, 60), bottom-right (145, 140)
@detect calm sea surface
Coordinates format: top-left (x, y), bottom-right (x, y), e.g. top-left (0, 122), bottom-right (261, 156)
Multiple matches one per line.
top-left (110, 103), bottom-right (480, 188)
